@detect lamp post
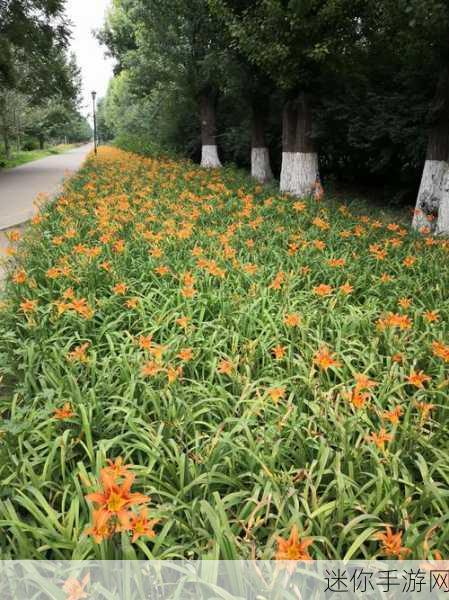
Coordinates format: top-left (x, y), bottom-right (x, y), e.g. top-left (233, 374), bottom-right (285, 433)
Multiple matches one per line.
top-left (91, 90), bottom-right (97, 155)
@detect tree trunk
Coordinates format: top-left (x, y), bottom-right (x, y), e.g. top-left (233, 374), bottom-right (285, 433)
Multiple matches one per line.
top-left (38, 135), bottom-right (44, 150)
top-left (413, 68), bottom-right (449, 233)
top-left (251, 103), bottom-right (273, 183)
top-left (280, 102), bottom-right (297, 193)
top-left (290, 93), bottom-right (319, 197)
top-left (3, 132), bottom-right (10, 158)
top-left (280, 93), bottom-right (319, 197)
top-left (200, 90), bottom-right (221, 168)
top-left (0, 100), bottom-right (10, 159)
top-left (437, 168), bottom-right (449, 234)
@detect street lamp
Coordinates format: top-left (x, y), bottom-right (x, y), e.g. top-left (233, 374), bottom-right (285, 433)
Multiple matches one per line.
top-left (91, 90), bottom-right (97, 155)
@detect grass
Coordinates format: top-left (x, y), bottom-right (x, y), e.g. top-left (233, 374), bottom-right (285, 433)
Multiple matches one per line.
top-left (0, 146), bottom-right (448, 560)
top-left (0, 144), bottom-right (78, 169)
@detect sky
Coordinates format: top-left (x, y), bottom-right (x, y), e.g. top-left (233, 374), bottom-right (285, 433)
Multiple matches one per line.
top-left (65, 0), bottom-right (115, 121)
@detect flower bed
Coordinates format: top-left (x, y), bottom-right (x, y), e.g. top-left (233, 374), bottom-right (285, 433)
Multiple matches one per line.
top-left (0, 147), bottom-right (448, 559)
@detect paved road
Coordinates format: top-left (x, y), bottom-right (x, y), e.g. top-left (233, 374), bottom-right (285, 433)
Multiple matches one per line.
top-left (0, 143), bottom-right (92, 230)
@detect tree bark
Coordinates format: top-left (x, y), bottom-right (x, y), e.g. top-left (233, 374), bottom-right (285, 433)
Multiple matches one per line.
top-left (280, 102), bottom-right (297, 193)
top-left (413, 68), bottom-right (449, 233)
top-left (0, 98), bottom-right (10, 159)
top-left (200, 90), bottom-right (221, 168)
top-left (251, 102), bottom-right (273, 183)
top-left (437, 168), bottom-right (449, 234)
top-left (3, 131), bottom-right (10, 158)
top-left (280, 93), bottom-right (320, 197)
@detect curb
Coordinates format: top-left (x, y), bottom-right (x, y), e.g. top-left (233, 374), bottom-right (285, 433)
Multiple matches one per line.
top-left (0, 208), bottom-right (35, 232)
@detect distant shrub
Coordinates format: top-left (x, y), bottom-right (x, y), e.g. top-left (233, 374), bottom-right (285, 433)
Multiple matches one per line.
top-left (21, 139), bottom-right (40, 151)
top-left (113, 134), bottom-right (181, 160)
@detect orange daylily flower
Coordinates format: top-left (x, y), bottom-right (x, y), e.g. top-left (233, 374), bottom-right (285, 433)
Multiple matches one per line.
top-left (63, 287), bottom-right (75, 299)
top-left (217, 359), bottom-right (233, 375)
top-left (125, 297), bottom-right (139, 309)
top-left (375, 526), bottom-right (411, 559)
top-left (339, 282), bottom-right (353, 295)
top-left (377, 313), bottom-right (412, 331)
top-left (283, 313), bottom-right (301, 327)
top-left (415, 401), bottom-right (435, 422)
top-left (424, 310), bottom-right (439, 323)
top-left (382, 405), bottom-right (403, 424)
top-left (343, 388), bottom-right (370, 409)
top-left (313, 284), bottom-right (333, 297)
top-left (100, 260), bottom-right (112, 272)
top-left (268, 387), bottom-right (286, 404)
top-left (47, 267), bottom-right (62, 279)
top-left (6, 229), bottom-right (21, 242)
top-left (166, 365), bottom-right (183, 383)
top-left (62, 574), bottom-right (89, 600)
top-left (141, 361), bottom-right (161, 377)
top-left (70, 298), bottom-right (94, 319)
top-left (112, 282), bottom-right (128, 295)
top-left (149, 246), bottom-right (163, 258)
top-left (130, 507), bottom-right (159, 543)
top-left (53, 300), bottom-right (71, 315)
top-left (149, 344), bottom-right (166, 361)
top-left (403, 256), bottom-right (416, 267)
top-left (313, 347), bottom-right (341, 370)
top-left (177, 348), bottom-right (193, 361)
top-left (313, 239), bottom-right (326, 250)
top-left (54, 402), bottom-right (75, 420)
top-left (293, 201), bottom-right (306, 212)
top-left (67, 342), bottom-right (90, 363)
top-left (327, 258), bottom-right (345, 267)
top-left (275, 525), bottom-right (313, 571)
top-left (138, 335), bottom-right (153, 351)
top-left (269, 271), bottom-right (286, 290)
top-left (182, 272), bottom-right (196, 286)
top-left (112, 239), bottom-right (125, 253)
top-left (85, 470), bottom-right (149, 533)
top-left (398, 297), bottom-right (411, 309)
top-left (370, 244), bottom-right (387, 260)
top-left (12, 269), bottom-right (27, 284)
top-left (392, 353), bottom-right (404, 364)
top-left (272, 345), bottom-right (286, 360)
top-left (312, 217), bottom-right (330, 230)
top-left (432, 341), bottom-right (449, 363)
top-left (368, 428), bottom-right (393, 449)
top-left (20, 298), bottom-right (38, 313)
top-left (154, 265), bottom-right (170, 276)
top-left (354, 374), bottom-right (377, 391)
top-left (407, 370), bottom-right (431, 388)
top-left (102, 457), bottom-right (132, 480)
top-left (176, 316), bottom-right (190, 329)
top-left (181, 285), bottom-right (196, 298)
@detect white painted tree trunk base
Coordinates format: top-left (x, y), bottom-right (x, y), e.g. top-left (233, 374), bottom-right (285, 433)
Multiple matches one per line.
top-left (412, 159), bottom-right (447, 231)
top-left (280, 152), bottom-right (318, 197)
top-left (251, 147), bottom-right (273, 183)
top-left (436, 166), bottom-right (449, 235)
top-left (280, 152), bottom-right (294, 193)
top-left (201, 145), bottom-right (222, 168)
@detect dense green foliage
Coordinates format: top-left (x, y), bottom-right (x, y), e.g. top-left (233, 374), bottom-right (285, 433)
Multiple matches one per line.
top-left (0, 2), bottom-right (91, 161)
top-left (99, 0), bottom-right (449, 204)
top-left (0, 0), bottom-right (69, 93)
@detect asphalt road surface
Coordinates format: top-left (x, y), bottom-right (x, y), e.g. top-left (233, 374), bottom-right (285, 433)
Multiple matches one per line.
top-left (0, 143), bottom-right (92, 230)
